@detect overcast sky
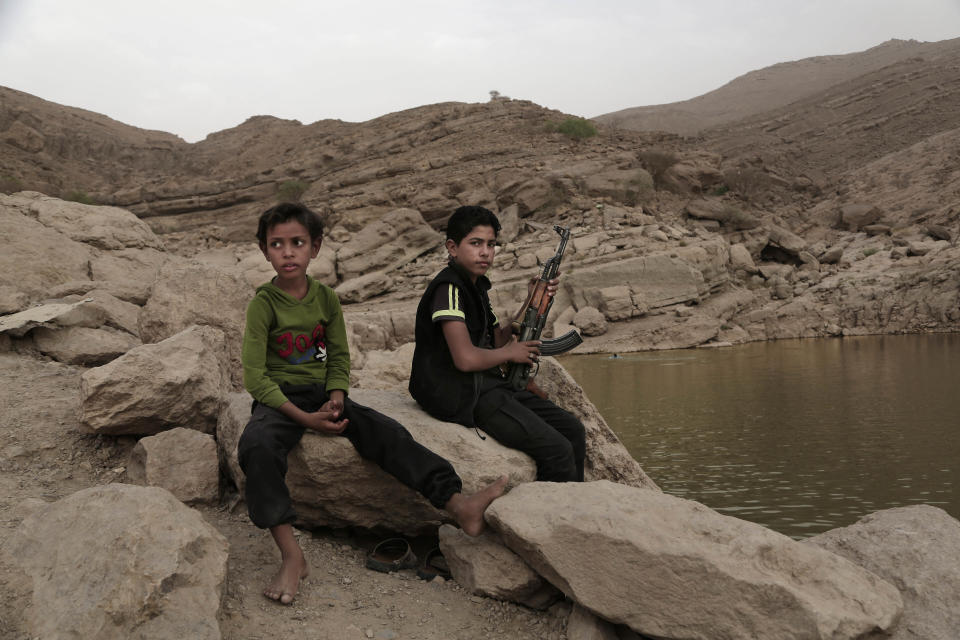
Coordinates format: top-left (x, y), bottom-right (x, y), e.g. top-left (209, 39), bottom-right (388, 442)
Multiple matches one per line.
top-left (1, 0), bottom-right (958, 142)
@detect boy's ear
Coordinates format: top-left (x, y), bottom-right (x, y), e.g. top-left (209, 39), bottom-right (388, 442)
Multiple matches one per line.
top-left (311, 235), bottom-right (323, 257)
top-left (444, 238), bottom-right (457, 256)
top-left (259, 242), bottom-right (268, 259)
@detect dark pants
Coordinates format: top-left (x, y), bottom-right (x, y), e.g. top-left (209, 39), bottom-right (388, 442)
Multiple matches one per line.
top-left (475, 386), bottom-right (585, 483)
top-left (238, 383), bottom-right (463, 529)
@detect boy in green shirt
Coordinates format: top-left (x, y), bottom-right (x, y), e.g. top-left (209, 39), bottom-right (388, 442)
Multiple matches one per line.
top-left (239, 203), bottom-right (506, 605)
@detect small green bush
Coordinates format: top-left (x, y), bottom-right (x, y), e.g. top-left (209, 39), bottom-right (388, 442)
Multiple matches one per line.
top-left (277, 179), bottom-right (309, 203)
top-left (547, 117), bottom-right (597, 140)
top-left (862, 247), bottom-right (880, 257)
top-left (0, 174), bottom-right (23, 194)
top-left (63, 190), bottom-right (96, 205)
top-left (637, 148), bottom-right (679, 190)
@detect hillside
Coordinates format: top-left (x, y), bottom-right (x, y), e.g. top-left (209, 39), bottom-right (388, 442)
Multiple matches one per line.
top-left (595, 38), bottom-right (960, 136)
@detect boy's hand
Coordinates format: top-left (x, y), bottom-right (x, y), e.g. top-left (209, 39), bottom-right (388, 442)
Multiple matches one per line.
top-left (527, 274), bottom-right (561, 298)
top-left (320, 389), bottom-right (346, 419)
top-left (302, 409), bottom-right (348, 434)
top-left (503, 336), bottom-right (540, 364)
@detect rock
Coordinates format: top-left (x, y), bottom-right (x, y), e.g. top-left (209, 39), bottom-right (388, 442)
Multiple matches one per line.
top-left (925, 224), bottom-right (952, 242)
top-left (596, 285), bottom-right (635, 321)
top-left (307, 244), bottom-right (338, 285)
top-left (5, 484), bottom-right (228, 640)
top-left (684, 198), bottom-right (727, 222)
top-left (766, 224), bottom-right (807, 256)
top-left (807, 505), bottom-right (960, 640)
top-left (498, 204), bottom-right (521, 244)
top-left (89, 247), bottom-right (169, 303)
top-left (80, 325), bottom-right (226, 436)
top-left (63, 289), bottom-right (142, 336)
top-left (0, 197), bottom-right (93, 303)
top-left (336, 208), bottom-right (441, 281)
top-left (662, 152), bottom-right (723, 193)
top-left (907, 241), bottom-right (934, 257)
top-left (502, 177), bottom-right (554, 216)
top-left (127, 428), bottom-right (220, 504)
top-left (438, 525), bottom-right (561, 609)
top-left (573, 306), bottom-right (607, 336)
top-left (840, 203), bottom-right (882, 231)
top-left (863, 224), bottom-right (891, 236)
top-left (797, 250), bottom-right (821, 271)
top-left (820, 246), bottom-right (844, 264)
top-left (31, 325), bottom-right (140, 366)
top-left (729, 243), bottom-right (758, 273)
top-left (0, 300), bottom-right (93, 338)
top-left (565, 252), bottom-right (707, 312)
top-left (25, 195), bottom-right (164, 250)
top-left (486, 481), bottom-right (902, 640)
top-left (335, 270), bottom-right (395, 304)
top-left (138, 258), bottom-right (248, 384)
top-left (567, 603), bottom-right (619, 640)
top-left (219, 388), bottom-right (537, 534)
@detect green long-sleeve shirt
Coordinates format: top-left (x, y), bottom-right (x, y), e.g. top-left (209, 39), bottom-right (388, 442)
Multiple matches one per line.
top-left (241, 276), bottom-right (351, 408)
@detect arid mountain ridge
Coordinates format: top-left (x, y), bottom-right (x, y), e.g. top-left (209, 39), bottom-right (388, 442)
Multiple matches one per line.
top-left (2, 36), bottom-right (959, 347)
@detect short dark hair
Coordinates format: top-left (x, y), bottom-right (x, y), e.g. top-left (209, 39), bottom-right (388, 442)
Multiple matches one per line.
top-left (445, 206), bottom-right (501, 243)
top-left (256, 203), bottom-right (324, 244)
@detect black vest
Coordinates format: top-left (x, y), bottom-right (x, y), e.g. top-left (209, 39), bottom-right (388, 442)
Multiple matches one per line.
top-left (409, 263), bottom-right (494, 426)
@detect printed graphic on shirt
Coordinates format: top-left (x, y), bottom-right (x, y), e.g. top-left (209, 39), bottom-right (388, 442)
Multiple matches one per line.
top-left (274, 322), bottom-right (328, 364)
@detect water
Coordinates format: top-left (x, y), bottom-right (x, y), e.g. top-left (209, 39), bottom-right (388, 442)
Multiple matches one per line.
top-left (559, 334), bottom-right (960, 539)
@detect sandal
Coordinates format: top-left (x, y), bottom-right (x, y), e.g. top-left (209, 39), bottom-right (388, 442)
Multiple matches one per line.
top-left (417, 547), bottom-right (452, 581)
top-left (365, 538), bottom-right (418, 573)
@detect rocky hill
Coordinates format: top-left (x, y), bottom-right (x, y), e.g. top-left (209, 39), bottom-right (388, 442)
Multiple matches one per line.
top-left (594, 38), bottom-right (960, 136)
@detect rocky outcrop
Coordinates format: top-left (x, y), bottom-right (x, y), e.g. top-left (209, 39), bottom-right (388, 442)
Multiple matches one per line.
top-left (80, 325), bottom-right (226, 435)
top-left (5, 483), bottom-right (228, 640)
top-left (336, 207), bottom-right (441, 281)
top-left (486, 481), bottom-right (902, 640)
top-left (807, 505), bottom-right (960, 640)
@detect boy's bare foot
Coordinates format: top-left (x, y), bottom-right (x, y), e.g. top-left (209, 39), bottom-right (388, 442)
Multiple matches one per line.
top-left (264, 549), bottom-right (309, 605)
top-left (446, 475), bottom-right (509, 536)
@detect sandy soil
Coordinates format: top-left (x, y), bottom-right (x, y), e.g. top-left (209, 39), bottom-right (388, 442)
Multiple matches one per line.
top-left (0, 352), bottom-right (571, 639)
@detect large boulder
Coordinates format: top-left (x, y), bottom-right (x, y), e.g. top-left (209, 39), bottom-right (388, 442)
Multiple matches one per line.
top-left (0, 195), bottom-right (94, 303)
top-left (138, 258), bottom-right (249, 385)
top-left (334, 270), bottom-right (395, 304)
top-left (486, 481), bottom-right (902, 640)
top-left (23, 194), bottom-right (163, 251)
top-left (127, 428), bottom-right (220, 505)
top-left (336, 207), bottom-right (442, 281)
top-left (807, 505), bottom-right (960, 640)
top-left (80, 325), bottom-right (226, 435)
top-left (219, 388), bottom-right (536, 535)
top-left (5, 484), bottom-right (228, 640)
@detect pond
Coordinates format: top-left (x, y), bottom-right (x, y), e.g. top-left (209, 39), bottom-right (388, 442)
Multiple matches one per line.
top-left (559, 334), bottom-right (960, 539)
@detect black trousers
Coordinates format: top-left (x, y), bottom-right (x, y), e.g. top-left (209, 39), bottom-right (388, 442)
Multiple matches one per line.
top-left (475, 386), bottom-right (585, 483)
top-left (238, 383), bottom-right (463, 529)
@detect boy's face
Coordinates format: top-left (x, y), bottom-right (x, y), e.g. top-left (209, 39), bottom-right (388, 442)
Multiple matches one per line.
top-left (446, 224), bottom-right (497, 281)
top-left (260, 219), bottom-right (323, 286)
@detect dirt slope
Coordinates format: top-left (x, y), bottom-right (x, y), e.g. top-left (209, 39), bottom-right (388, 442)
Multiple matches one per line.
top-left (595, 37), bottom-right (960, 135)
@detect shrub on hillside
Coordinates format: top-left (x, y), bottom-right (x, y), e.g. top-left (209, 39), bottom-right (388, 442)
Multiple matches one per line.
top-left (547, 117), bottom-right (597, 140)
top-left (0, 174), bottom-right (23, 194)
top-left (637, 149), bottom-right (678, 190)
top-left (63, 190), bottom-right (96, 205)
top-left (277, 179), bottom-right (309, 203)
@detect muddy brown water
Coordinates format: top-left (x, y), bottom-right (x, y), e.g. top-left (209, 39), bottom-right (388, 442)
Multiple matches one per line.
top-left (559, 334), bottom-right (960, 539)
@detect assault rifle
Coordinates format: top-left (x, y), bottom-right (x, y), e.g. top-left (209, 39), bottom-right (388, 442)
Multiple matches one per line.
top-left (506, 225), bottom-right (583, 391)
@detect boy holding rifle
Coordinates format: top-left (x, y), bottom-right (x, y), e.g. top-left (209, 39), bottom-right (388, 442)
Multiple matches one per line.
top-left (410, 206), bottom-right (585, 482)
